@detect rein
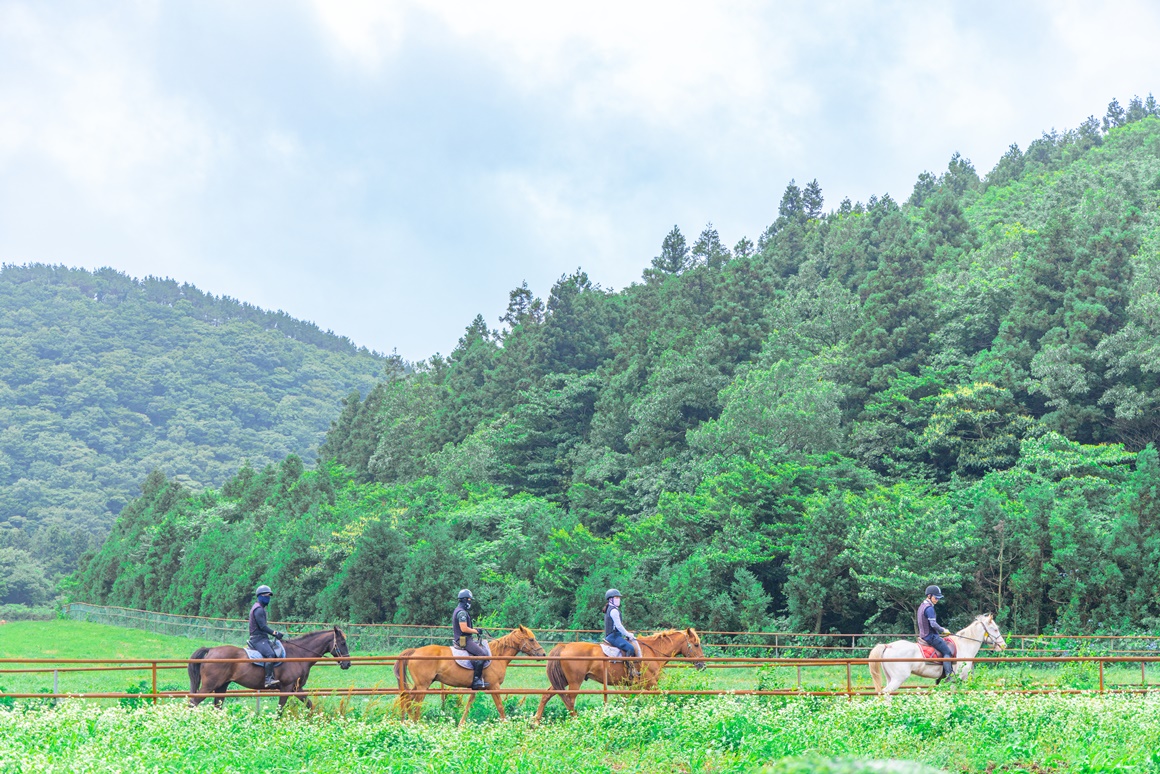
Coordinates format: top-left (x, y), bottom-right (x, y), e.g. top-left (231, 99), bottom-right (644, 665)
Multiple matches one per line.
top-left (284, 630), bottom-right (343, 659)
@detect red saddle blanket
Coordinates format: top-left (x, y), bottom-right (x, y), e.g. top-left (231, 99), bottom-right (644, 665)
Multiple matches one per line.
top-left (919, 640), bottom-right (957, 661)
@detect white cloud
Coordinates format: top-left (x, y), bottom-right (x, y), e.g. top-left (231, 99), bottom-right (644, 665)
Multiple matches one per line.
top-left (3, 0), bottom-right (1160, 359)
top-left (0, 4), bottom-right (223, 223)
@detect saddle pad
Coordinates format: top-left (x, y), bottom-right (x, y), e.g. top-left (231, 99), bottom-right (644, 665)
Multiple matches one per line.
top-left (451, 641), bottom-right (491, 670)
top-left (600, 641), bottom-right (641, 659)
top-left (919, 639), bottom-right (957, 661)
top-left (243, 641), bottom-right (286, 666)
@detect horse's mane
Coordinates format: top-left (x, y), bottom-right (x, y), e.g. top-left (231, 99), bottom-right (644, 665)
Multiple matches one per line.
top-left (490, 625), bottom-right (532, 651)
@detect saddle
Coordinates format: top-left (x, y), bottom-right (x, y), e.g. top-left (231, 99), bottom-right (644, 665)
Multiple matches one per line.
top-left (600, 640), bottom-right (642, 661)
top-left (450, 641), bottom-right (491, 670)
top-left (919, 639), bottom-right (957, 663)
top-left (243, 640), bottom-right (286, 667)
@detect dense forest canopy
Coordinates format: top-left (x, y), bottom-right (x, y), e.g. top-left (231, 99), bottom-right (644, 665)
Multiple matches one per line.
top-left (76, 98), bottom-right (1160, 635)
top-left (0, 265), bottom-right (385, 605)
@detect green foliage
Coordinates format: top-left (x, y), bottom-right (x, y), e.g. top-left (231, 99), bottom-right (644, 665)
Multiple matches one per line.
top-left (0, 265), bottom-right (384, 601)
top-left (5, 694), bottom-right (1160, 772)
top-left (66, 101), bottom-right (1160, 636)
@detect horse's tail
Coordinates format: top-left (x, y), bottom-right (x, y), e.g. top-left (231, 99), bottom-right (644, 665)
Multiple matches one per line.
top-left (394, 648), bottom-right (415, 692)
top-left (546, 644), bottom-right (568, 692)
top-left (189, 647), bottom-right (210, 702)
top-left (868, 644), bottom-right (886, 693)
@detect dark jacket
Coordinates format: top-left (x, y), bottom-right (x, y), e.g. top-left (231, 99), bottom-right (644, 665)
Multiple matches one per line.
top-left (917, 599), bottom-right (945, 641)
top-left (604, 603), bottom-right (631, 641)
top-left (249, 601), bottom-right (277, 647)
top-left (451, 602), bottom-right (474, 648)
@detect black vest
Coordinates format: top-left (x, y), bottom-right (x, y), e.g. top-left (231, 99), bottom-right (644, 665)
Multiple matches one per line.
top-left (603, 604), bottom-right (618, 638)
top-left (917, 599), bottom-right (936, 639)
top-left (452, 603), bottom-right (473, 648)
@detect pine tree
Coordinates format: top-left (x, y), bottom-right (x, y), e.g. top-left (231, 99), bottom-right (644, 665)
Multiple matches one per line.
top-left (1103, 98), bottom-right (1126, 132)
top-left (692, 223), bottom-right (731, 269)
top-left (648, 226), bottom-right (691, 277)
top-left (778, 180), bottom-right (803, 221)
top-left (802, 179), bottom-right (824, 220)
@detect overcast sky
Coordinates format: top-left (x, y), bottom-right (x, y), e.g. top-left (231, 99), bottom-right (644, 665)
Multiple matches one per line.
top-left (2, 1), bottom-right (1159, 360)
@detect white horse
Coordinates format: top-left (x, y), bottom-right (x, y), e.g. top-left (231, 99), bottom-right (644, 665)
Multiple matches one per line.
top-left (868, 614), bottom-right (1006, 697)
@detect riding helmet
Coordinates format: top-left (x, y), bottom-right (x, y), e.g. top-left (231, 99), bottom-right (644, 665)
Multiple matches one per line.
top-left (605, 588), bottom-right (622, 600)
top-left (924, 585), bottom-right (944, 599)
top-left (458, 589), bottom-right (473, 600)
top-left (255, 584), bottom-right (273, 597)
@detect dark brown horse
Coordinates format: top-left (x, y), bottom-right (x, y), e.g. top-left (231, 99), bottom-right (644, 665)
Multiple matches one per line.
top-left (188, 628), bottom-right (351, 711)
top-left (394, 625), bottom-right (546, 724)
top-left (533, 628), bottom-right (706, 723)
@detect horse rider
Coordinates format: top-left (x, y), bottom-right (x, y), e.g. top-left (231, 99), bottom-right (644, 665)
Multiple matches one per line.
top-left (248, 584), bottom-right (285, 689)
top-left (917, 584), bottom-right (954, 680)
top-left (603, 589), bottom-right (639, 679)
top-left (452, 589), bottom-right (489, 690)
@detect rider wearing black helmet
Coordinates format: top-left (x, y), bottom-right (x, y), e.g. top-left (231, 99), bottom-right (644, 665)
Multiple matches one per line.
top-left (452, 589), bottom-right (489, 690)
top-left (603, 589), bottom-right (639, 679)
top-left (248, 584), bottom-right (285, 688)
top-left (917, 585), bottom-right (954, 680)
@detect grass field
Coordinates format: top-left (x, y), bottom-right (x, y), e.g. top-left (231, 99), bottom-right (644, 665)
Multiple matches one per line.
top-left (4, 621), bottom-right (1160, 772)
top-left (0, 621), bottom-right (1151, 715)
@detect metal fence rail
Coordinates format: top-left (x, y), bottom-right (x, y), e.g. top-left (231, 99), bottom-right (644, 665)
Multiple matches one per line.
top-left (62, 603), bottom-right (1160, 657)
top-left (2, 652), bottom-right (1157, 706)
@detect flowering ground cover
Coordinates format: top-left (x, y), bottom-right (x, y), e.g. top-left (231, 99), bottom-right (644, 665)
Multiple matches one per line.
top-left (2, 692), bottom-right (1159, 773)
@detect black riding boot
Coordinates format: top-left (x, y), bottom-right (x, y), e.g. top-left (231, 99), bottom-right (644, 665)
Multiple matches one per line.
top-left (263, 663), bottom-right (281, 689)
top-left (471, 662), bottom-right (489, 691)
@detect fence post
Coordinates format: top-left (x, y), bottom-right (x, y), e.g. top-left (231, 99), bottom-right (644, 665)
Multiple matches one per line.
top-left (1099, 660), bottom-right (1105, 693)
top-left (151, 662), bottom-right (158, 705)
top-left (846, 661), bottom-right (852, 700)
top-left (796, 665), bottom-right (802, 690)
top-left (1142, 661), bottom-right (1147, 688)
top-left (53, 670), bottom-right (58, 696)
top-left (603, 662), bottom-right (608, 705)
top-left (774, 634), bottom-right (779, 659)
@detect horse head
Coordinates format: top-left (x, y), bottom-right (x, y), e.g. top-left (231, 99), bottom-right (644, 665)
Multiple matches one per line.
top-left (330, 626), bottom-right (352, 669)
top-left (976, 614), bottom-right (1007, 651)
top-left (681, 627), bottom-right (707, 671)
top-left (515, 625), bottom-right (547, 657)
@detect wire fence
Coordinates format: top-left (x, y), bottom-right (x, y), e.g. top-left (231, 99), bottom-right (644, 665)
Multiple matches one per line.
top-left (62, 603), bottom-right (1160, 658)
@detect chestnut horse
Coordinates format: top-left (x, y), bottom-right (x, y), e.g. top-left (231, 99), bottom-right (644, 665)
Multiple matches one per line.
top-left (394, 625), bottom-right (546, 724)
top-left (533, 628), bottom-right (706, 723)
top-left (188, 628), bottom-right (351, 711)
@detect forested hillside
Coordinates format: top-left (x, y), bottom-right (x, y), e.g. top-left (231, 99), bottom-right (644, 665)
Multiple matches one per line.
top-left (0, 265), bottom-right (384, 605)
top-left (76, 98), bottom-right (1160, 635)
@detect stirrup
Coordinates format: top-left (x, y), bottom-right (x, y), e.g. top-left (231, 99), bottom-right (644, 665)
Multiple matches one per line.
top-left (263, 678), bottom-right (281, 688)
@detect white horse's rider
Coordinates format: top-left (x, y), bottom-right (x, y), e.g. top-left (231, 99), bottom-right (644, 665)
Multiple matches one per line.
top-left (917, 584), bottom-right (954, 680)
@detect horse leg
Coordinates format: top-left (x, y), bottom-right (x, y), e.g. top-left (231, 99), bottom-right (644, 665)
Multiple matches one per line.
top-left (458, 693), bottom-right (476, 726)
top-left (213, 684), bottom-right (227, 709)
top-left (490, 690), bottom-right (506, 721)
top-left (532, 690), bottom-right (553, 725)
top-left (407, 678), bottom-right (433, 722)
top-left (883, 664), bottom-right (909, 697)
top-left (562, 679), bottom-right (579, 717)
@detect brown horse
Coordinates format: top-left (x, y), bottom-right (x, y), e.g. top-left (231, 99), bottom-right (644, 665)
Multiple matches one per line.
top-left (394, 625), bottom-right (546, 724)
top-left (188, 628), bottom-right (351, 711)
top-left (533, 628), bottom-right (706, 723)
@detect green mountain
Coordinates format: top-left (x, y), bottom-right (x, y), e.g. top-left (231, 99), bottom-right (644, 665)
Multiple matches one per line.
top-left (0, 265), bottom-right (384, 604)
top-left (76, 98), bottom-right (1160, 634)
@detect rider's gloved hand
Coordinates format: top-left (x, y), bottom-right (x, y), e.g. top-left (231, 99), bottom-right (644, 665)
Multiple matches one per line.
top-left (274, 631), bottom-right (284, 640)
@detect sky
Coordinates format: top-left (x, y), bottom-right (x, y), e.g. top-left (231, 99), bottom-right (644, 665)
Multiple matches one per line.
top-left (2, 1), bottom-right (1159, 361)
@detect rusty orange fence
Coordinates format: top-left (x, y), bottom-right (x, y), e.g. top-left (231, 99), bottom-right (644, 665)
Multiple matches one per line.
top-left (61, 603), bottom-right (1160, 657)
top-left (2, 652), bottom-right (1158, 706)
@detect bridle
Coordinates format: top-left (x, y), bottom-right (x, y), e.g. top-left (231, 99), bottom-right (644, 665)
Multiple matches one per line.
top-left (287, 629), bottom-right (347, 659)
top-left (950, 618), bottom-right (1001, 647)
